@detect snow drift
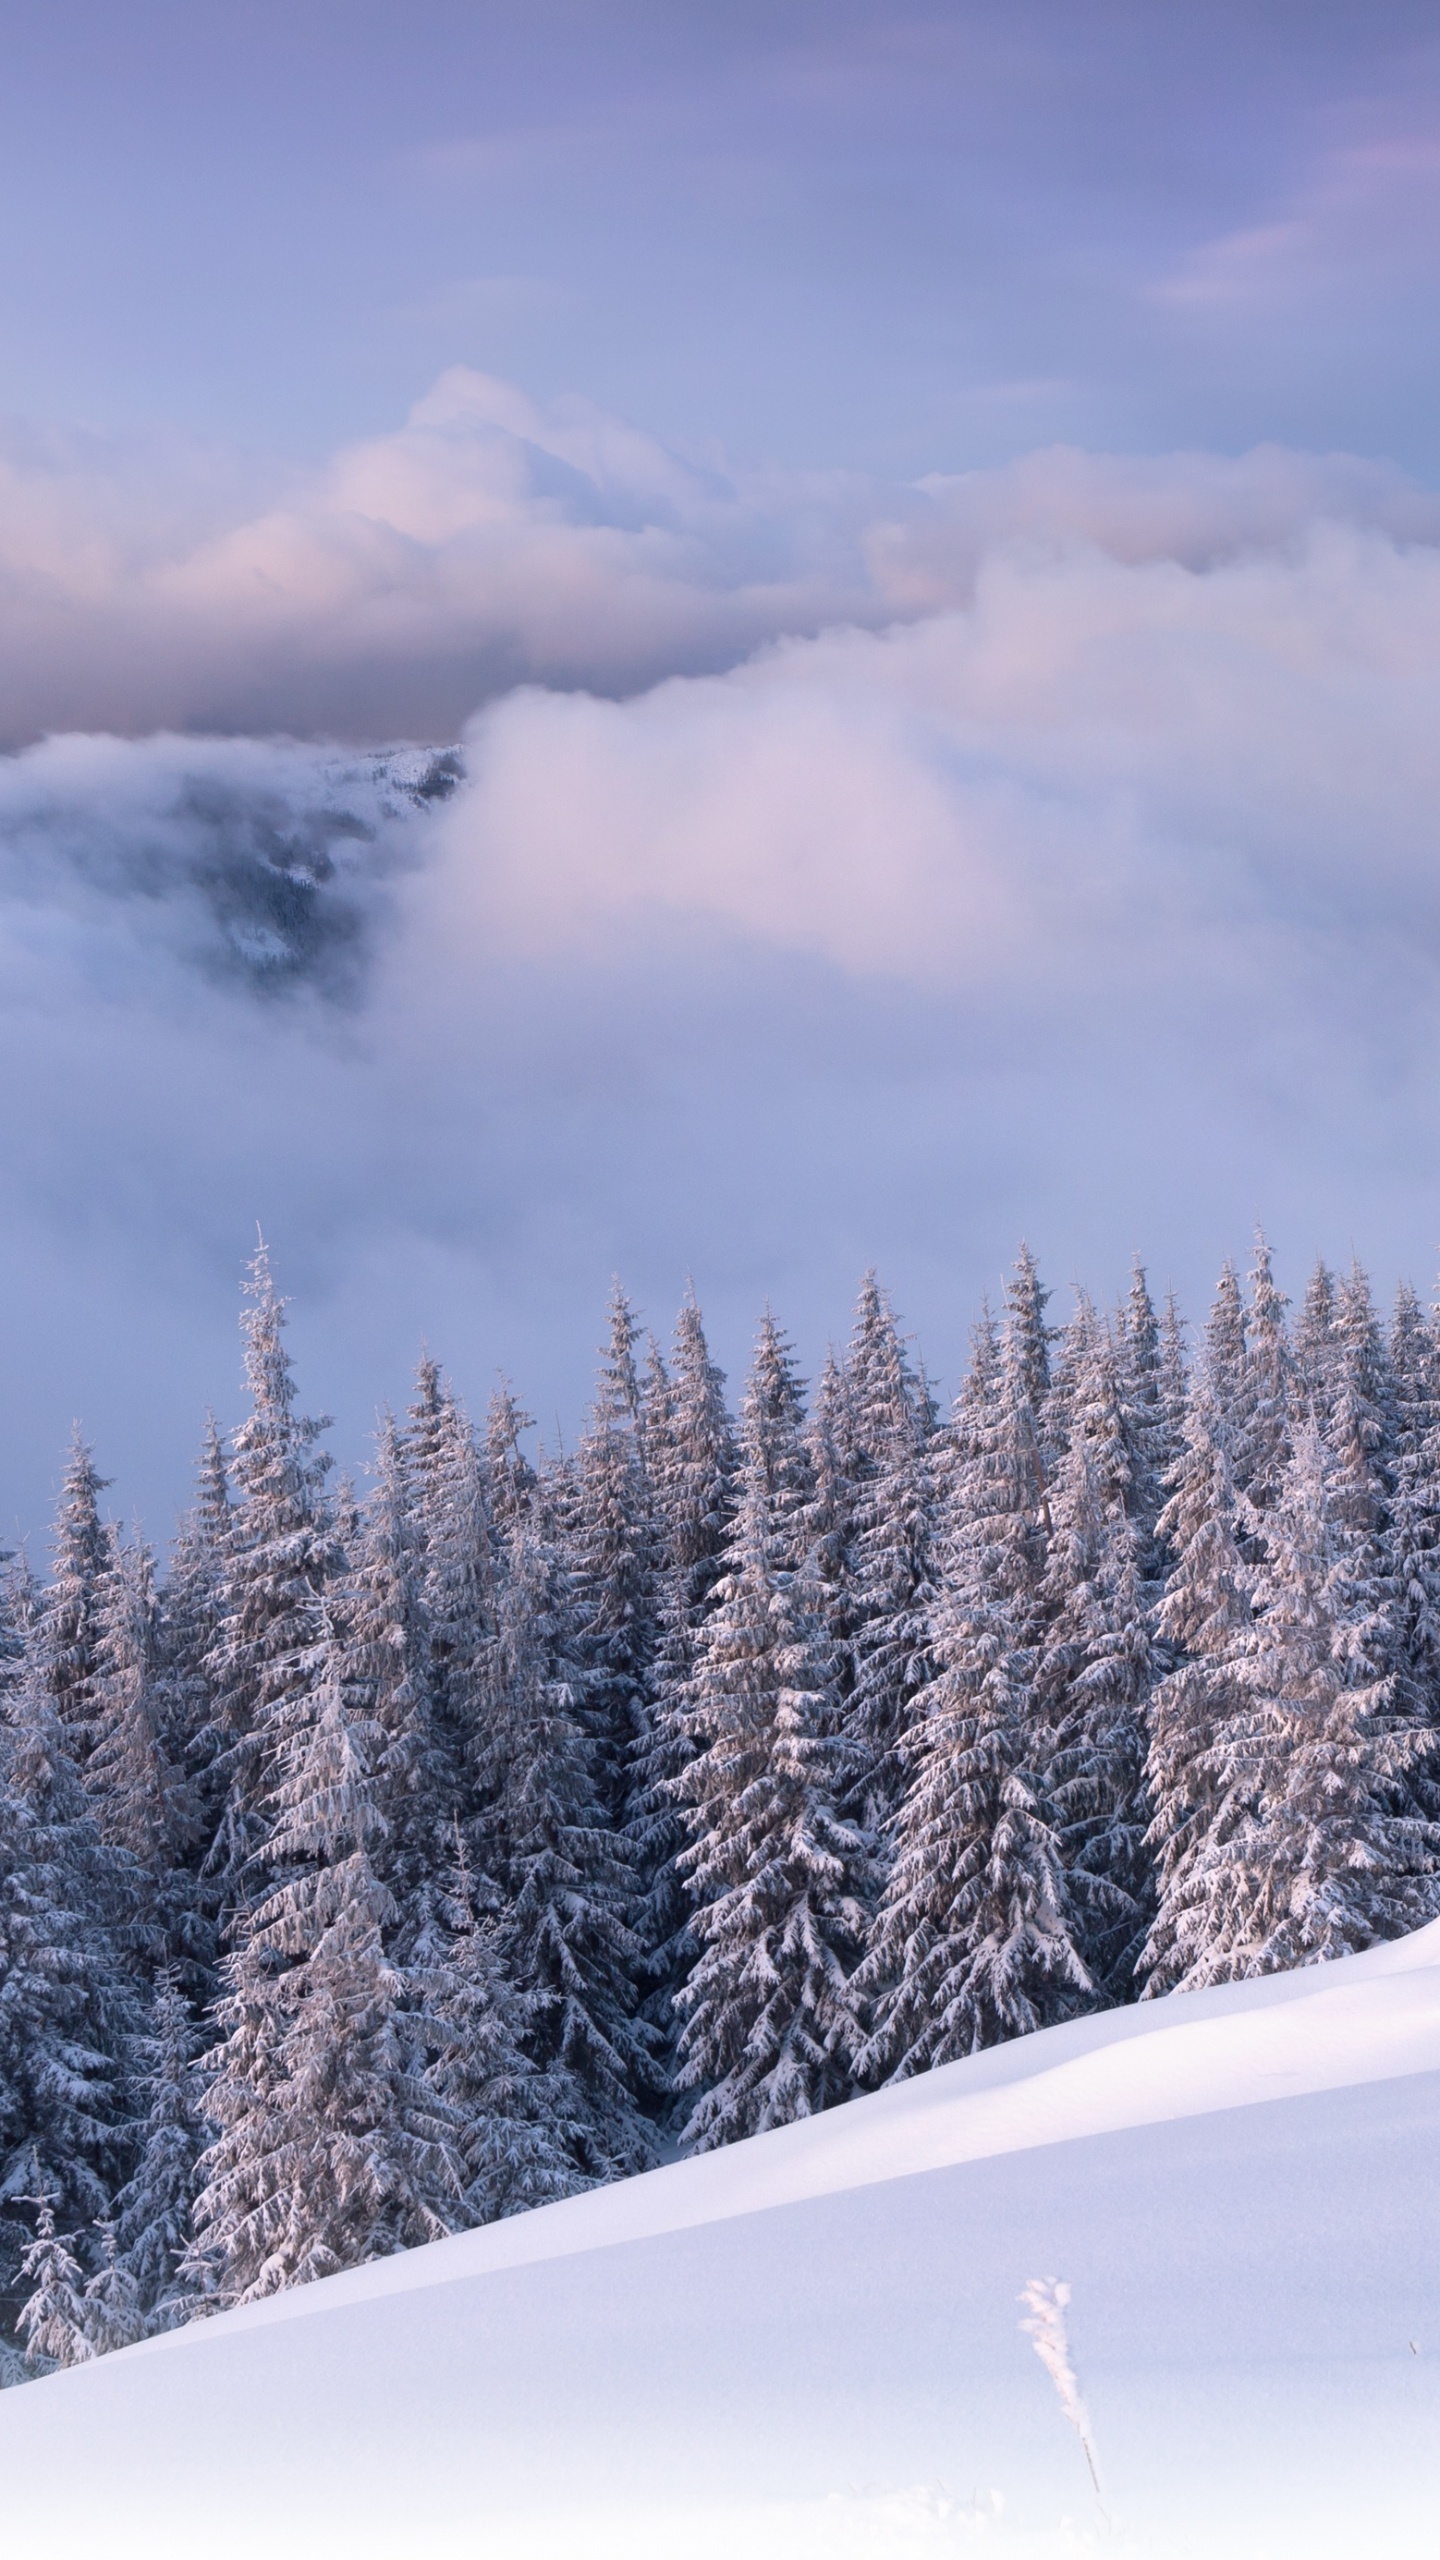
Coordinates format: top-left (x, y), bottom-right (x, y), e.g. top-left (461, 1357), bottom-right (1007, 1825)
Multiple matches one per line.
top-left (5, 1920), bottom-right (1440, 2558)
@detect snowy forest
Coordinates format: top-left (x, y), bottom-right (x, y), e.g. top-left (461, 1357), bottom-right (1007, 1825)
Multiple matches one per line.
top-left (4, 1234), bottom-right (1439, 2380)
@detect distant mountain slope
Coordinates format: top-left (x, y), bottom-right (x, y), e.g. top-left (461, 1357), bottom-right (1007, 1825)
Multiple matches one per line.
top-left (7, 1924), bottom-right (1440, 2559)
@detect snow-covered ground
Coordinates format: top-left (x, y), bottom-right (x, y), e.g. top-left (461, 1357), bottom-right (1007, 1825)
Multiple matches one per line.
top-left (7, 1924), bottom-right (1440, 2559)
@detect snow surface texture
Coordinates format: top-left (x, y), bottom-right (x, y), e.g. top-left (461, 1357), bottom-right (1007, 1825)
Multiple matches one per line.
top-left (6, 1924), bottom-right (1440, 2559)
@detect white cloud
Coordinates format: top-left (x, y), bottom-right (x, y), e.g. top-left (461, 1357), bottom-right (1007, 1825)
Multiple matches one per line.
top-left (0, 370), bottom-right (1436, 745)
top-left (5, 418), bottom-right (1440, 1541)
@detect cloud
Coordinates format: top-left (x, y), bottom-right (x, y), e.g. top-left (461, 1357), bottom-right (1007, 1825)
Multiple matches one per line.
top-left (5, 418), bottom-right (1440, 1546)
top-left (2, 369), bottom-right (1438, 747)
top-left (1151, 121), bottom-right (1440, 313)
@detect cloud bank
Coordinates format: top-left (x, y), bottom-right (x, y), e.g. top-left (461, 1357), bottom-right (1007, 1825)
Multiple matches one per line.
top-left (3, 368), bottom-right (1439, 743)
top-left (4, 387), bottom-right (1440, 1544)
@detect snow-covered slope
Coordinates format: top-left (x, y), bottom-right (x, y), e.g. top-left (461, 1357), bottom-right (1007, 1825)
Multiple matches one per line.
top-left (8, 1925), bottom-right (1440, 2560)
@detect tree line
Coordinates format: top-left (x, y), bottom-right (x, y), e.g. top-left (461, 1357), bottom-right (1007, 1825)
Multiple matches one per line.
top-left (3, 1235), bottom-right (1437, 2375)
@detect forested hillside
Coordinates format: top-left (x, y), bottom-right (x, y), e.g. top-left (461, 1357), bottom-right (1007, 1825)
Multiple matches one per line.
top-left (4, 1236), bottom-right (1437, 2375)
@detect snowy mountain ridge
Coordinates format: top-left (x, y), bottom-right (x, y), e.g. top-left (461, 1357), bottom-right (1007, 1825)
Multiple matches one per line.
top-left (7, 1919), bottom-right (1440, 2559)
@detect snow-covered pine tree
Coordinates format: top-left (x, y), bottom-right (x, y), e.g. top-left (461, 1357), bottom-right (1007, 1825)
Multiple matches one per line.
top-left (1138, 1383), bottom-right (1254, 1995)
top-left (0, 1610), bottom-right (140, 2318)
top-left (44, 1430), bottom-right (112, 1768)
top-left (631, 1294), bottom-right (736, 2040)
top-left (1239, 1233), bottom-right (1293, 1510)
top-left (345, 1412), bottom-right (453, 1959)
top-left (1295, 1259), bottom-right (1338, 1427)
top-left (1113, 1262), bottom-right (1172, 1572)
top-left (418, 1836), bottom-right (582, 2225)
top-left (88, 1535), bottom-right (202, 1977)
top-left (860, 1308), bottom-right (1091, 2076)
top-left (674, 1315), bottom-right (871, 2148)
top-left (15, 2184), bottom-right (91, 2372)
top-left (204, 1245), bottom-right (342, 1925)
top-left (1034, 1297), bottom-right (1156, 2001)
top-left (1201, 1261), bottom-right (1248, 1442)
top-left (78, 2219), bottom-right (145, 2356)
top-left (409, 1371), bottom-right (497, 1876)
top-left (1388, 1282), bottom-right (1440, 1772)
top-left (1158, 1293), bottom-right (1190, 1458)
top-left (485, 1385), bottom-right (537, 1536)
top-left (190, 1611), bottom-right (455, 2307)
top-left (484, 1507), bottom-right (656, 2179)
top-left (842, 1279), bottom-right (940, 1837)
top-left (155, 1419), bottom-right (233, 1991)
top-left (1196, 1419), bottom-right (1439, 1976)
top-left (563, 1287), bottom-right (658, 1835)
top-left (112, 1973), bottom-right (206, 2332)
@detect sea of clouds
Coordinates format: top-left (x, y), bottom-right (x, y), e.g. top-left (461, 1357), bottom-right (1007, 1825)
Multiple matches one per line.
top-left (4, 372), bottom-right (1440, 1540)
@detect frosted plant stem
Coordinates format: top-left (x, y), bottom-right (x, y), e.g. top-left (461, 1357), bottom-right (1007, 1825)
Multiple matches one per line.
top-left (1019, 2277), bottom-right (1106, 2511)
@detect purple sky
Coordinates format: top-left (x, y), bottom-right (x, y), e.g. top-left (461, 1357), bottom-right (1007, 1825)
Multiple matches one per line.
top-left (2, 0), bottom-right (1440, 1544)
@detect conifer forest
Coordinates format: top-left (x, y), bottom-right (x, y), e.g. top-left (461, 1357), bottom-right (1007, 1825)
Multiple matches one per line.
top-left (4, 1234), bottom-right (1437, 2380)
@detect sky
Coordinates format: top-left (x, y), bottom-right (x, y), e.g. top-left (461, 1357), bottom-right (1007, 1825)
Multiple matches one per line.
top-left (3, 0), bottom-right (1440, 1542)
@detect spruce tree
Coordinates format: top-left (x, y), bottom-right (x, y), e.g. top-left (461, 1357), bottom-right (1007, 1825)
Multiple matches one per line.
top-left (1035, 1300), bottom-right (1156, 2001)
top-left (1240, 1233), bottom-right (1293, 1510)
top-left (44, 1431), bottom-right (112, 1768)
top-left (633, 1295), bottom-right (736, 2039)
top-left (860, 1311), bottom-right (1090, 2075)
top-left (345, 1413), bottom-right (454, 1957)
top-left (1198, 1421), bottom-right (1439, 1975)
top-left (1295, 1260), bottom-right (1338, 1426)
top-left (88, 1535), bottom-right (201, 1975)
top-left (675, 1317), bottom-right (871, 2148)
top-left (0, 1606), bottom-right (139, 2298)
top-left (190, 1614), bottom-right (455, 2307)
top-left (204, 1245), bottom-right (342, 1924)
top-left (843, 1279), bottom-right (940, 1836)
top-left (564, 1288), bottom-right (658, 1834)
top-left (1389, 1283), bottom-right (1440, 1767)
top-left (486, 1509), bottom-right (656, 2179)
top-left (15, 2186), bottom-right (91, 2372)
top-left (1139, 1384), bottom-right (1253, 1995)
top-left (113, 1974), bottom-right (206, 2331)
top-left (418, 1841), bottom-right (582, 2224)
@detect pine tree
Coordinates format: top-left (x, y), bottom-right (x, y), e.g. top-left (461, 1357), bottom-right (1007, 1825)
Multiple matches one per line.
top-left (190, 1614), bottom-right (456, 2307)
top-left (486, 1510), bottom-right (656, 2179)
top-left (1035, 1300), bottom-right (1155, 2001)
top-left (79, 2219), bottom-right (146, 2355)
top-left (113, 1975), bottom-right (206, 2331)
top-left (485, 1385), bottom-right (537, 1536)
top-left (15, 2185), bottom-right (91, 2371)
top-left (0, 1607), bottom-right (139, 2297)
top-left (674, 1317), bottom-right (871, 2148)
top-left (1196, 1421), bottom-right (1439, 1976)
top-left (1240, 1233), bottom-right (1293, 1509)
top-left (1139, 1384), bottom-right (1253, 1995)
top-left (156, 1419), bottom-right (233, 1997)
top-left (1113, 1262), bottom-right (1171, 1570)
top-left (204, 1245), bottom-right (342, 1924)
top-left (633, 1295), bottom-right (736, 2037)
top-left (1158, 1293), bottom-right (1190, 1459)
top-left (88, 1535), bottom-right (201, 1975)
top-left (411, 1374), bottom-right (496, 1871)
top-left (1389, 1283), bottom-right (1440, 1764)
top-left (44, 1431), bottom-right (112, 1768)
top-left (860, 1312), bottom-right (1090, 2075)
top-left (418, 1840), bottom-right (582, 2225)
top-left (1202, 1261), bottom-right (1248, 1439)
top-left (1295, 1260), bottom-right (1338, 1426)
top-left (346, 1413), bottom-right (452, 1957)
top-left (564, 1288), bottom-right (658, 1834)
top-left (843, 1279), bottom-right (940, 1836)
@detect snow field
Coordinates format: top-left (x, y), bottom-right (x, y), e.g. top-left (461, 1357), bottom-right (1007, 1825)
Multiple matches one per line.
top-left (5, 1918), bottom-right (1440, 2559)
